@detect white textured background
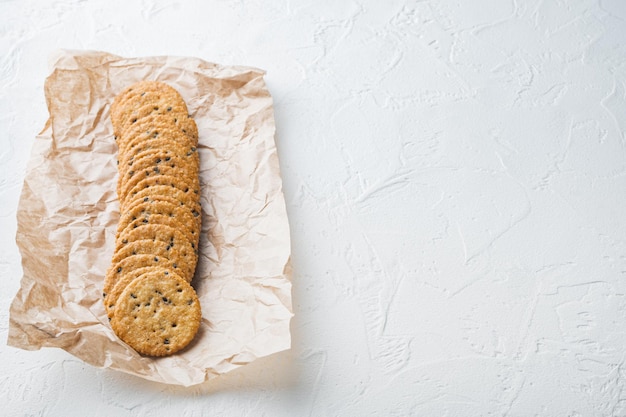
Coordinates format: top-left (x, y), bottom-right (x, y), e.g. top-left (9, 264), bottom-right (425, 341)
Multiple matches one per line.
top-left (2, 0), bottom-right (626, 415)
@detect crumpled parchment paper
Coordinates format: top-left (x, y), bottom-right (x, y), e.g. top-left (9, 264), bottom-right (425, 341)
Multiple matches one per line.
top-left (7, 50), bottom-right (293, 386)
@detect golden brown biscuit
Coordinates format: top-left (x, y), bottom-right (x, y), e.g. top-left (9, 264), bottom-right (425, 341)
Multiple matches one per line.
top-left (111, 270), bottom-right (201, 357)
top-left (113, 224), bottom-right (198, 282)
top-left (117, 112), bottom-right (198, 150)
top-left (105, 265), bottom-right (179, 317)
top-left (103, 254), bottom-right (176, 308)
top-left (117, 119), bottom-right (197, 165)
top-left (117, 138), bottom-right (198, 183)
top-left (111, 81), bottom-right (189, 136)
top-left (114, 212), bottom-right (198, 254)
top-left (118, 159), bottom-right (200, 207)
top-left (115, 198), bottom-right (200, 244)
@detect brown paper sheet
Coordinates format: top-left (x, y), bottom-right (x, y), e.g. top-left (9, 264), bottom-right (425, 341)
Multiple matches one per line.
top-left (7, 50), bottom-right (293, 386)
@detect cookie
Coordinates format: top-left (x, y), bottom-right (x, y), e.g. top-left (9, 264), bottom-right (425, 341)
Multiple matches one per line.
top-left (118, 149), bottom-right (193, 178)
top-left (117, 195), bottom-right (200, 232)
top-left (115, 212), bottom-right (199, 253)
top-left (113, 224), bottom-right (198, 281)
top-left (111, 81), bottom-right (189, 135)
top-left (114, 90), bottom-right (188, 130)
top-left (120, 171), bottom-right (200, 210)
top-left (103, 266), bottom-right (161, 319)
top-left (124, 184), bottom-right (201, 216)
top-left (117, 118), bottom-right (198, 163)
top-left (104, 265), bottom-right (171, 317)
top-left (117, 110), bottom-right (198, 150)
top-left (117, 138), bottom-right (198, 181)
top-left (118, 156), bottom-right (200, 206)
top-left (110, 237), bottom-right (196, 282)
top-left (110, 271), bottom-right (201, 356)
top-left (118, 187), bottom-right (202, 232)
top-left (111, 81), bottom-right (168, 117)
top-left (121, 174), bottom-right (201, 217)
top-left (103, 254), bottom-right (176, 305)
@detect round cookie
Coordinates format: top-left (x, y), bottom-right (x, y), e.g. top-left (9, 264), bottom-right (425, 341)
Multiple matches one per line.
top-left (123, 193), bottom-right (198, 218)
top-left (103, 254), bottom-right (176, 306)
top-left (110, 236), bottom-right (197, 282)
top-left (121, 174), bottom-right (201, 217)
top-left (116, 151), bottom-right (199, 199)
top-left (120, 171), bottom-right (200, 210)
top-left (111, 81), bottom-right (189, 134)
top-left (117, 109), bottom-right (198, 149)
top-left (114, 97), bottom-right (189, 140)
top-left (117, 118), bottom-right (197, 162)
top-left (117, 137), bottom-right (198, 180)
top-left (115, 199), bottom-right (200, 249)
top-left (111, 81), bottom-right (172, 118)
top-left (104, 265), bottom-right (170, 317)
top-left (111, 271), bottom-right (201, 357)
top-left (106, 265), bottom-right (179, 318)
top-left (113, 224), bottom-right (198, 281)
top-left (118, 156), bottom-right (200, 206)
top-left (124, 184), bottom-right (201, 212)
top-left (115, 212), bottom-right (198, 253)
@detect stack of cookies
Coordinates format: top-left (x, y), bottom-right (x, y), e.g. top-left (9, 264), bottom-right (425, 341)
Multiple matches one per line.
top-left (103, 81), bottom-right (202, 357)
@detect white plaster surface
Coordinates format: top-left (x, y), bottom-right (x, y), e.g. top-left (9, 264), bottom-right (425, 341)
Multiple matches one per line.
top-left (2, 0), bottom-right (626, 415)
